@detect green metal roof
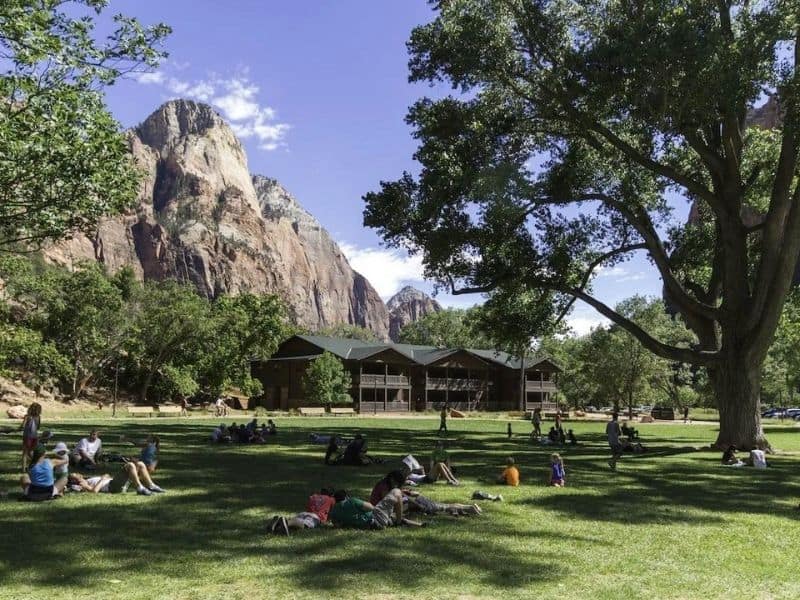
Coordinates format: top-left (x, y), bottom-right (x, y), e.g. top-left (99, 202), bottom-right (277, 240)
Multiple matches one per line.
top-left (283, 335), bottom-right (561, 371)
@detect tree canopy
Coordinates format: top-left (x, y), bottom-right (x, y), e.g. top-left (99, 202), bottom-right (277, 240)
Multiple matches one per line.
top-left (364, 1), bottom-right (800, 449)
top-left (0, 0), bottom-right (170, 249)
top-left (302, 352), bottom-right (353, 407)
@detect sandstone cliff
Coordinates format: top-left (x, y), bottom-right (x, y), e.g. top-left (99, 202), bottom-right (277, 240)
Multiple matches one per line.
top-left (45, 100), bottom-right (390, 339)
top-left (387, 285), bottom-right (441, 341)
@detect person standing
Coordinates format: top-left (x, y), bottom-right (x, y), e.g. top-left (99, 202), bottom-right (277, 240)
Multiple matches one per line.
top-left (683, 406), bottom-right (689, 423)
top-left (606, 413), bottom-right (623, 470)
top-left (438, 404), bottom-right (449, 435)
top-left (531, 408), bottom-right (542, 439)
top-left (21, 402), bottom-right (42, 471)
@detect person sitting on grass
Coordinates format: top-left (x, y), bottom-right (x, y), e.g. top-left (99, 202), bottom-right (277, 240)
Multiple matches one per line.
top-left (428, 440), bottom-right (460, 485)
top-left (401, 454), bottom-right (427, 484)
top-left (498, 457), bottom-right (520, 486)
top-left (120, 434), bottom-right (160, 473)
top-left (567, 429), bottom-right (578, 446)
top-left (546, 427), bottom-right (559, 445)
top-left (211, 424), bottom-right (231, 443)
top-left (68, 460), bottom-right (165, 495)
top-left (721, 445), bottom-right (744, 466)
top-left (267, 487), bottom-right (336, 536)
top-left (330, 489), bottom-right (423, 529)
top-left (621, 421), bottom-right (639, 440)
top-left (265, 419), bottom-right (277, 436)
top-left (341, 433), bottom-right (371, 465)
top-left (324, 435), bottom-right (343, 465)
top-left (549, 453), bottom-right (565, 487)
top-left (372, 470), bottom-right (482, 517)
top-left (20, 445), bottom-right (69, 501)
top-left (71, 430), bottom-right (103, 470)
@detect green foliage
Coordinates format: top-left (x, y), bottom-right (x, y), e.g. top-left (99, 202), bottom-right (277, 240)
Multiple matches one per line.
top-left (0, 0), bottom-right (170, 248)
top-left (0, 322), bottom-right (69, 381)
top-left (315, 323), bottom-right (378, 342)
top-left (363, 0), bottom-right (800, 446)
top-left (302, 351), bottom-right (352, 407)
top-left (399, 307), bottom-right (492, 348)
top-left (762, 289), bottom-right (800, 405)
top-left (201, 294), bottom-right (288, 396)
top-left (542, 296), bottom-right (700, 411)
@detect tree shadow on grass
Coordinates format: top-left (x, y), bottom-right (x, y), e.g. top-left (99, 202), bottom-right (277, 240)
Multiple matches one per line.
top-left (1, 418), bottom-right (797, 593)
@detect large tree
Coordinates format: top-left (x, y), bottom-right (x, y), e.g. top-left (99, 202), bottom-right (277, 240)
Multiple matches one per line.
top-left (364, 1), bottom-right (799, 449)
top-left (0, 0), bottom-right (170, 249)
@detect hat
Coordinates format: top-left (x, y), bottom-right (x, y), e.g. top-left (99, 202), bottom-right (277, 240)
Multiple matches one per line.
top-left (54, 442), bottom-right (68, 454)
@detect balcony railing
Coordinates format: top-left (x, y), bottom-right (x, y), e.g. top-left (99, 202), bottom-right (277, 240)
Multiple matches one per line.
top-left (426, 377), bottom-right (489, 391)
top-left (525, 380), bottom-right (557, 390)
top-left (359, 374), bottom-right (410, 386)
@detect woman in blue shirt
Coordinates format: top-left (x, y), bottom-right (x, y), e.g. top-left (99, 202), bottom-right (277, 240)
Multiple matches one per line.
top-left (21, 445), bottom-right (69, 501)
top-left (122, 434), bottom-right (160, 473)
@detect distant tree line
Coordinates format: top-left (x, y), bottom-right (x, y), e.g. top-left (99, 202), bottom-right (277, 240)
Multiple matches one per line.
top-left (0, 256), bottom-right (289, 403)
top-left (396, 295), bottom-right (800, 412)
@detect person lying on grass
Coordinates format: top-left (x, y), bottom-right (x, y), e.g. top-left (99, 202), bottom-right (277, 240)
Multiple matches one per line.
top-left (20, 445), bottom-right (69, 501)
top-left (549, 453), bottom-right (565, 487)
top-left (329, 489), bottom-right (424, 529)
top-left (498, 457), bottom-right (520, 486)
top-left (120, 434), bottom-right (160, 473)
top-left (371, 470), bottom-right (481, 517)
top-left (428, 440), bottom-right (460, 485)
top-left (68, 461), bottom-right (165, 495)
top-left (267, 487), bottom-right (336, 536)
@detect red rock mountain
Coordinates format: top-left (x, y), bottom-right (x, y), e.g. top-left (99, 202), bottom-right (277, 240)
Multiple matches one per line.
top-left (386, 285), bottom-right (442, 341)
top-left (45, 100), bottom-right (390, 339)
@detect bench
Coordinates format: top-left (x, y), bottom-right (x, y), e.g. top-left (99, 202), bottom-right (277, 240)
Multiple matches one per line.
top-left (128, 406), bottom-right (154, 417)
top-left (330, 407), bottom-right (356, 416)
top-left (158, 406), bottom-right (183, 416)
top-left (299, 407), bottom-right (326, 417)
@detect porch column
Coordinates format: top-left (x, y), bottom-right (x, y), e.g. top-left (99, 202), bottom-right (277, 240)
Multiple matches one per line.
top-left (445, 365), bottom-right (449, 406)
top-left (384, 363), bottom-right (388, 410)
top-left (358, 363), bottom-right (363, 406)
top-left (467, 368), bottom-right (471, 409)
top-left (424, 368), bottom-right (429, 408)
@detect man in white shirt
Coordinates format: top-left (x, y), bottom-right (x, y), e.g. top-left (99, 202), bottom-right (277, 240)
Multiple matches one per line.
top-left (606, 414), bottom-right (623, 470)
top-left (72, 430), bottom-right (102, 469)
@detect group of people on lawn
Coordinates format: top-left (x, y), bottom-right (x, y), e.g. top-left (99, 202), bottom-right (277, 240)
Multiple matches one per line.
top-left (210, 418), bottom-right (277, 443)
top-left (20, 406), bottom-right (166, 502)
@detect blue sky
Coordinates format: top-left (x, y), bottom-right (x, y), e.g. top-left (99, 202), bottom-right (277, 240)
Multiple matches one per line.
top-left (100, 0), bottom-right (665, 334)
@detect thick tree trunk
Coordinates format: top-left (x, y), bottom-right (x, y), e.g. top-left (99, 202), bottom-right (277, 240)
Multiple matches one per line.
top-left (710, 356), bottom-right (768, 451)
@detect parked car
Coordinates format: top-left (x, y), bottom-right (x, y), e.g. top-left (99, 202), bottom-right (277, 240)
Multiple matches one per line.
top-left (762, 408), bottom-right (784, 418)
top-left (651, 405), bottom-right (675, 420)
top-left (585, 406), bottom-right (597, 413)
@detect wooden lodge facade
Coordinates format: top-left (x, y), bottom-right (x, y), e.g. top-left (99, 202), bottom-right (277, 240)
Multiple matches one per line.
top-left (251, 335), bottom-right (561, 413)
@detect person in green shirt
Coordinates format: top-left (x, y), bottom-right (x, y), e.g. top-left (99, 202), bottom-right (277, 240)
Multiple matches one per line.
top-left (329, 489), bottom-right (424, 529)
top-left (428, 440), bottom-right (460, 485)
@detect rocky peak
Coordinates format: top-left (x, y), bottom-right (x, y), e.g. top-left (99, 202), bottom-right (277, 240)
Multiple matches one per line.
top-left (135, 99), bottom-right (229, 152)
top-left (387, 286), bottom-right (441, 341)
top-left (43, 99), bottom-right (391, 340)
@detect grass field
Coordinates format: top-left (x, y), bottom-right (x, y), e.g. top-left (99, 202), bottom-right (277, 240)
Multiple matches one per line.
top-left (1, 415), bottom-right (799, 600)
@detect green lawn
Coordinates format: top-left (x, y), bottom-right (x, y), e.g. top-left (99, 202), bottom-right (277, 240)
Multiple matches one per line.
top-left (1, 416), bottom-right (799, 600)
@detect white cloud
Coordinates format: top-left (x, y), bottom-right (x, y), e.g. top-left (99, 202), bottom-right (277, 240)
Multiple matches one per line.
top-left (134, 71), bottom-right (165, 85)
top-left (595, 265), bottom-right (628, 278)
top-left (135, 68), bottom-right (290, 151)
top-left (565, 314), bottom-right (610, 336)
top-left (339, 242), bottom-right (426, 299)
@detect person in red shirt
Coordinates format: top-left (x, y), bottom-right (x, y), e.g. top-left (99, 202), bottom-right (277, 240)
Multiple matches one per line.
top-left (267, 488), bottom-right (336, 536)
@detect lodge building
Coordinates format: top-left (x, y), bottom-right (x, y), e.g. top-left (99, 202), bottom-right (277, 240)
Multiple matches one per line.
top-left (251, 335), bottom-right (561, 413)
